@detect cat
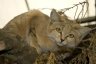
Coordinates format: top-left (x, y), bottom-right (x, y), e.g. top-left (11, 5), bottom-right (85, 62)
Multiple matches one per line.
top-left (49, 9), bottom-right (91, 48)
top-left (2, 9), bottom-right (60, 54)
top-left (2, 9), bottom-right (91, 54)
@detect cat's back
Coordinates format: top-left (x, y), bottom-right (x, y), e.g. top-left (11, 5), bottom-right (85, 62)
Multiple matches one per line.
top-left (3, 10), bottom-right (49, 38)
top-left (3, 10), bottom-right (47, 28)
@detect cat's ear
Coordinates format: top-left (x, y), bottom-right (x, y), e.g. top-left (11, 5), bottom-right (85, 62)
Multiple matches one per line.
top-left (50, 9), bottom-right (60, 23)
top-left (0, 41), bottom-right (6, 51)
top-left (77, 27), bottom-right (91, 39)
top-left (73, 23), bottom-right (81, 29)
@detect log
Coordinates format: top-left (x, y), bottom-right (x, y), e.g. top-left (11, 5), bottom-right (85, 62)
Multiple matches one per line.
top-left (77, 16), bottom-right (96, 23)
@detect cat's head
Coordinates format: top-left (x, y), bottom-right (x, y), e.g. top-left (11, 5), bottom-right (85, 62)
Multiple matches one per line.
top-left (48, 9), bottom-right (91, 48)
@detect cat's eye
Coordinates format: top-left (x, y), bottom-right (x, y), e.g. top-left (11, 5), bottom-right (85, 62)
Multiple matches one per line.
top-left (56, 28), bottom-right (61, 32)
top-left (68, 34), bottom-right (74, 38)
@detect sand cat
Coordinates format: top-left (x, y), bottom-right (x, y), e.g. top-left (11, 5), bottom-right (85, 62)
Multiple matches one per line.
top-left (2, 9), bottom-right (91, 54)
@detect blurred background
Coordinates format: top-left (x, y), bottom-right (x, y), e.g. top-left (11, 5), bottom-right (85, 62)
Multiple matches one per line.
top-left (0, 0), bottom-right (95, 28)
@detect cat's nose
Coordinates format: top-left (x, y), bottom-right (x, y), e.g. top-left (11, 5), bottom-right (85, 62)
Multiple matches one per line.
top-left (61, 39), bottom-right (64, 42)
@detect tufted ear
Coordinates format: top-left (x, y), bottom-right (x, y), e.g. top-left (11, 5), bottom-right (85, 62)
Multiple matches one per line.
top-left (0, 41), bottom-right (6, 51)
top-left (50, 9), bottom-right (60, 23)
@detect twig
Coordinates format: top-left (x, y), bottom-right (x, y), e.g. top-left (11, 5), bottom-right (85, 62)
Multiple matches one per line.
top-left (74, 6), bottom-right (78, 19)
top-left (76, 3), bottom-right (85, 21)
top-left (60, 1), bottom-right (87, 12)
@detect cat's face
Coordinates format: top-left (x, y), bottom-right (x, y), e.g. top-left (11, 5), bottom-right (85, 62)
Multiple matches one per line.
top-left (48, 21), bottom-right (80, 48)
top-left (48, 9), bottom-right (91, 48)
